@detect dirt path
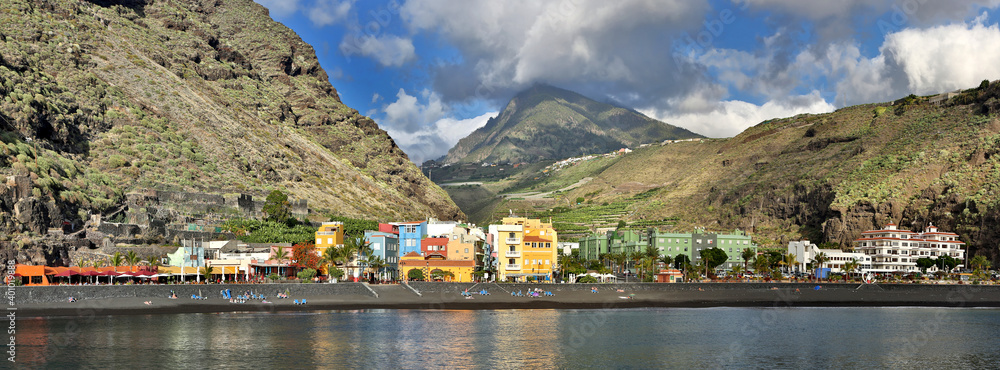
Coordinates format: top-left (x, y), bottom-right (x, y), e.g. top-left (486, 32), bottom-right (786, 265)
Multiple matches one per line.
top-left (503, 177), bottom-right (593, 199)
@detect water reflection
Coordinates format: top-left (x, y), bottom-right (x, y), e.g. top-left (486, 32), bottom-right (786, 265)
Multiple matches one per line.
top-left (14, 308), bottom-right (1000, 368)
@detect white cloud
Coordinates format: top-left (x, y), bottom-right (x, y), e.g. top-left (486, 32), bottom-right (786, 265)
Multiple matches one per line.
top-left (644, 91), bottom-right (835, 138)
top-left (379, 89), bottom-right (497, 163)
top-left (340, 34), bottom-right (416, 67)
top-left (382, 89), bottom-right (446, 134)
top-left (371, 92), bottom-right (381, 103)
top-left (308, 0), bottom-right (355, 27)
top-left (254, 0), bottom-right (301, 18)
top-left (883, 17), bottom-right (1000, 95)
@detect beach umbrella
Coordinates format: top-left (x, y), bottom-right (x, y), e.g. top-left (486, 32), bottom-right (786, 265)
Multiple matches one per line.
top-left (54, 270), bottom-right (79, 277)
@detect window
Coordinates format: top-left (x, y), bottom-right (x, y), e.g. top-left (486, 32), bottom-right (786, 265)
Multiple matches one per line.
top-left (465, 248), bottom-right (469, 253)
top-left (316, 238), bottom-right (321, 245)
top-left (696, 239), bottom-right (702, 244)
top-left (509, 232), bottom-right (515, 238)
top-left (546, 243), bottom-right (551, 248)
top-left (328, 238), bottom-right (333, 244)
top-left (509, 258), bottom-right (515, 264)
top-left (545, 259), bottom-right (550, 265)
top-left (373, 243), bottom-right (381, 251)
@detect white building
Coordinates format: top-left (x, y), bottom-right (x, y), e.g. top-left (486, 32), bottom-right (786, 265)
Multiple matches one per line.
top-left (427, 218), bottom-right (459, 238)
top-left (787, 240), bottom-right (872, 274)
top-left (852, 223), bottom-right (966, 273)
top-left (558, 242), bottom-right (579, 256)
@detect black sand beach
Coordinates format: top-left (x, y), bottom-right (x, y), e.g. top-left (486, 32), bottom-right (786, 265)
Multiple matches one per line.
top-left (10, 282), bottom-right (1000, 317)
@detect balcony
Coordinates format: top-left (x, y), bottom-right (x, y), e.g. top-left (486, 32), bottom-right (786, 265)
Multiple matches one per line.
top-left (506, 238), bottom-right (521, 244)
top-left (505, 251), bottom-right (521, 258)
top-left (506, 264), bottom-right (521, 271)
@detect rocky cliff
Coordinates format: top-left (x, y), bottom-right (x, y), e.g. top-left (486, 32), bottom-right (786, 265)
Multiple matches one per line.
top-left (0, 0), bottom-right (463, 262)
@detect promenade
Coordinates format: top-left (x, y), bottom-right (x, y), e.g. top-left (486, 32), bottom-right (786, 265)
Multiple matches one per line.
top-left (10, 282), bottom-right (1000, 317)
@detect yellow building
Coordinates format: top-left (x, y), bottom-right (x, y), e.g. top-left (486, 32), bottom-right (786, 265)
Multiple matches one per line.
top-left (490, 217), bottom-right (557, 282)
top-left (399, 252), bottom-right (476, 282)
top-left (315, 221), bottom-right (345, 254)
top-left (446, 225), bottom-right (478, 262)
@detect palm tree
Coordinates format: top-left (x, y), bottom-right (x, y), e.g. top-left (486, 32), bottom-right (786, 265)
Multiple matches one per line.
top-left (658, 255), bottom-right (674, 271)
top-left (599, 253), bottom-right (611, 271)
top-left (784, 253), bottom-right (798, 274)
top-left (124, 250), bottom-right (141, 269)
top-left (110, 252), bottom-right (125, 268)
top-left (365, 255), bottom-right (385, 281)
top-left (320, 246), bottom-right (340, 278)
top-left (200, 265), bottom-right (214, 280)
top-left (344, 236), bottom-right (370, 281)
top-left (844, 258), bottom-right (860, 282)
top-left (270, 246), bottom-right (290, 277)
top-left (144, 255), bottom-right (162, 268)
top-left (752, 255), bottom-right (770, 280)
top-left (75, 259), bottom-right (87, 268)
top-left (741, 248), bottom-right (756, 272)
top-left (970, 255), bottom-right (991, 271)
top-left (812, 252), bottom-right (830, 281)
top-left (92, 259), bottom-right (105, 268)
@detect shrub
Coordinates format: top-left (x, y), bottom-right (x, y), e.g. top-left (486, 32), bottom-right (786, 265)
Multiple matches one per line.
top-left (297, 268), bottom-right (317, 281)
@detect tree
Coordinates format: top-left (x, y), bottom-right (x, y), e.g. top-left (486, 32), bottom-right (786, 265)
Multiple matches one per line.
top-left (124, 250), bottom-right (141, 267)
top-left (262, 190), bottom-right (291, 223)
top-left (812, 252), bottom-right (830, 280)
top-left (843, 259), bottom-right (859, 281)
top-left (110, 252), bottom-right (124, 267)
top-left (658, 255), bottom-right (674, 270)
top-left (673, 254), bottom-right (691, 270)
top-left (320, 246), bottom-right (340, 277)
top-left (297, 268), bottom-right (318, 281)
top-left (699, 247), bottom-right (728, 271)
top-left (784, 253), bottom-right (798, 274)
top-left (200, 266), bottom-right (214, 279)
top-left (616, 220), bottom-right (627, 229)
top-left (365, 255), bottom-right (385, 281)
top-left (936, 255), bottom-right (959, 272)
top-left (577, 275), bottom-right (598, 283)
top-left (270, 246), bottom-right (290, 266)
top-left (916, 257), bottom-right (935, 274)
top-left (292, 243), bottom-right (321, 270)
top-left (343, 236), bottom-right (371, 281)
top-left (741, 248), bottom-right (756, 272)
top-left (407, 268), bottom-right (425, 281)
top-left (970, 255), bottom-right (991, 271)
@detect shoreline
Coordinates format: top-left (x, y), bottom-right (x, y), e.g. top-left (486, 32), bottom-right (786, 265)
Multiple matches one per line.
top-left (11, 282), bottom-right (1000, 317)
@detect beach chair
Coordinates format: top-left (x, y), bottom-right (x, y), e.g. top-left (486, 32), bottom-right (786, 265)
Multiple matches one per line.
top-left (293, 299), bottom-right (300, 305)
top-left (302, 299), bottom-right (307, 305)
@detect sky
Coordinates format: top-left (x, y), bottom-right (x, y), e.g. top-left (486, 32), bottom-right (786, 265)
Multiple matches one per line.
top-left (254, 0), bottom-right (1000, 164)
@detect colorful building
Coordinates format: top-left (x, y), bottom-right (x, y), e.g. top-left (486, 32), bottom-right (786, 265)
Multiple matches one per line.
top-left (315, 221), bottom-right (345, 254)
top-left (489, 217), bottom-right (558, 282)
top-left (365, 230), bottom-right (400, 281)
top-left (399, 252), bottom-right (476, 282)
top-left (446, 225), bottom-right (479, 262)
top-left (578, 228), bottom-right (757, 271)
top-left (391, 221), bottom-right (427, 257)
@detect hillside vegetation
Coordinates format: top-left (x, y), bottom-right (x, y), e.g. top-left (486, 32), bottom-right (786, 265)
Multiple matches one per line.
top-left (0, 0), bottom-right (462, 240)
top-left (469, 86), bottom-right (1000, 261)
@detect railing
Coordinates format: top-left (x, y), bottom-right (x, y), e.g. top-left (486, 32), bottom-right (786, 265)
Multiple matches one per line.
top-left (506, 238), bottom-right (521, 244)
top-left (505, 251), bottom-right (521, 258)
top-left (505, 264), bottom-right (520, 270)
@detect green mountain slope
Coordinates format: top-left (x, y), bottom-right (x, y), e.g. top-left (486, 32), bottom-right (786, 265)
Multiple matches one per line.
top-left (441, 84), bottom-right (703, 164)
top-left (0, 0), bottom-right (462, 238)
top-left (477, 87), bottom-right (1000, 261)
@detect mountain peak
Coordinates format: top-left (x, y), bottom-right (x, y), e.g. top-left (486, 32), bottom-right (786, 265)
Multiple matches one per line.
top-left (441, 86), bottom-right (703, 164)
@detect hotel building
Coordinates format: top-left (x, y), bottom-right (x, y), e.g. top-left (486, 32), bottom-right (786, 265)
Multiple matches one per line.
top-left (488, 217), bottom-right (558, 282)
top-left (852, 223), bottom-right (966, 273)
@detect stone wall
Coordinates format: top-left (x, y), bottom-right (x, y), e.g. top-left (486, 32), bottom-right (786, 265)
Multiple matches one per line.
top-left (15, 283), bottom-right (375, 304)
top-left (406, 282), bottom-right (1000, 294)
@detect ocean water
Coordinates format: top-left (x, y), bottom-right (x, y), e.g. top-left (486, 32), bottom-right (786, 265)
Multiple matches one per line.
top-left (14, 307), bottom-right (1000, 369)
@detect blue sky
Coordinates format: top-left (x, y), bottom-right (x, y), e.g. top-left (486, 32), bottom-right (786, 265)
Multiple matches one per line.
top-left (254, 0), bottom-right (1000, 164)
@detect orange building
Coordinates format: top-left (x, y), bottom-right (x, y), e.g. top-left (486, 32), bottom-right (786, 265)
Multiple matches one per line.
top-left (399, 252), bottom-right (476, 282)
top-left (315, 221), bottom-right (345, 254)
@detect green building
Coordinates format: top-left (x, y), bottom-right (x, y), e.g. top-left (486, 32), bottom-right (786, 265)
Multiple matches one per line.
top-left (578, 228), bottom-right (757, 270)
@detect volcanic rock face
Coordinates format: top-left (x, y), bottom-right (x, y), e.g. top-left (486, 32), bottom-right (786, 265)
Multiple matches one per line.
top-left (0, 0), bottom-right (464, 252)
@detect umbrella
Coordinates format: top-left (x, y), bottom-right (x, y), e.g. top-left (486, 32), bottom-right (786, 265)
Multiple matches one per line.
top-left (55, 270), bottom-right (80, 277)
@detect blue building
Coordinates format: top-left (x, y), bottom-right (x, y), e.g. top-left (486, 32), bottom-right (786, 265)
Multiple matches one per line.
top-left (364, 230), bottom-right (400, 281)
top-left (389, 221), bottom-right (427, 257)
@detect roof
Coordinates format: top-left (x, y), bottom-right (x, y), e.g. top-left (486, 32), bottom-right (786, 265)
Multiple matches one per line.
top-left (523, 236), bottom-right (553, 243)
top-left (422, 237), bottom-right (448, 245)
top-left (390, 221), bottom-right (426, 225)
top-left (399, 260), bottom-right (475, 267)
